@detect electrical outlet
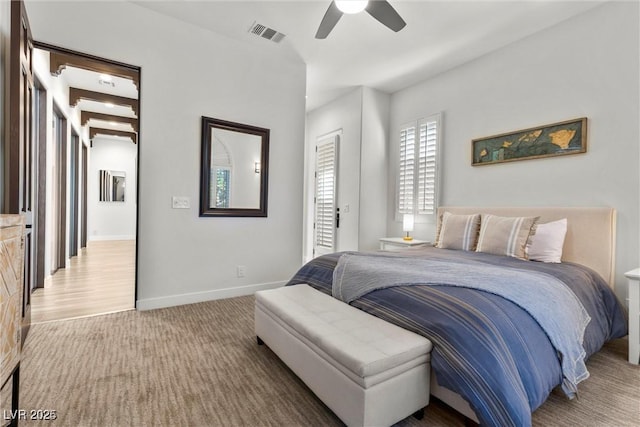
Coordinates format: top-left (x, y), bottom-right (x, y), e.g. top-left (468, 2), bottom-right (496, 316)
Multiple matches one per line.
top-left (172, 196), bottom-right (190, 209)
top-left (236, 265), bottom-right (246, 278)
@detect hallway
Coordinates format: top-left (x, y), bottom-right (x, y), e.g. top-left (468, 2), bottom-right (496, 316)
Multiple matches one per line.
top-left (31, 240), bottom-right (135, 324)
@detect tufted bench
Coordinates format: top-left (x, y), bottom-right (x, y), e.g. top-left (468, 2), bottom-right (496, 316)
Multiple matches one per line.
top-left (254, 284), bottom-right (432, 427)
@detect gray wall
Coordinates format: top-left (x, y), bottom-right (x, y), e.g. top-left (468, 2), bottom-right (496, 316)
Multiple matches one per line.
top-left (359, 87), bottom-right (390, 251)
top-left (25, 1), bottom-right (307, 309)
top-left (88, 138), bottom-right (137, 240)
top-left (304, 87), bottom-right (389, 260)
top-left (387, 2), bottom-right (639, 300)
top-left (305, 88), bottom-right (364, 259)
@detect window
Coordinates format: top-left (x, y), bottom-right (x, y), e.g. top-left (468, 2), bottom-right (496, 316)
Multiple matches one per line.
top-left (396, 114), bottom-right (441, 220)
top-left (211, 167), bottom-right (231, 208)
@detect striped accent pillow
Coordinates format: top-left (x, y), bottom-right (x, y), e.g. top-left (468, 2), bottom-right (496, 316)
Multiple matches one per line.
top-left (476, 214), bottom-right (539, 259)
top-left (435, 212), bottom-right (481, 251)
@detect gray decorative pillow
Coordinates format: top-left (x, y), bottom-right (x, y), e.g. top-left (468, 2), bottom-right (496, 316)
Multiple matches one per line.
top-left (435, 212), bottom-right (481, 251)
top-left (476, 214), bottom-right (539, 259)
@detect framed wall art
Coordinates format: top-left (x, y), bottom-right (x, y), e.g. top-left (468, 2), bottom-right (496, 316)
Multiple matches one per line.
top-left (472, 117), bottom-right (587, 166)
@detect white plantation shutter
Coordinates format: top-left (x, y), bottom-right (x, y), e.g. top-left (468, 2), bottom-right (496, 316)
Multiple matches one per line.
top-left (417, 118), bottom-right (438, 215)
top-left (397, 114), bottom-right (440, 219)
top-left (398, 126), bottom-right (416, 215)
top-left (314, 135), bottom-right (338, 254)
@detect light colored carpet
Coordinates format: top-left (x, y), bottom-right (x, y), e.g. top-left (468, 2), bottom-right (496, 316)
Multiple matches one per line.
top-left (17, 295), bottom-right (640, 426)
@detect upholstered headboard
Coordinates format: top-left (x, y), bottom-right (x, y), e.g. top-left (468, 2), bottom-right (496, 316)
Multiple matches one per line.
top-left (437, 207), bottom-right (617, 288)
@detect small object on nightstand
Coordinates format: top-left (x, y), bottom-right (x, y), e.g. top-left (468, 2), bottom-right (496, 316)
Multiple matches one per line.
top-left (403, 214), bottom-right (414, 241)
top-left (625, 268), bottom-right (640, 364)
top-left (379, 237), bottom-right (430, 251)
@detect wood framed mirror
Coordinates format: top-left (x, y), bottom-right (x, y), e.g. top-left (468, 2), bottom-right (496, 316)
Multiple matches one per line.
top-left (199, 116), bottom-right (269, 217)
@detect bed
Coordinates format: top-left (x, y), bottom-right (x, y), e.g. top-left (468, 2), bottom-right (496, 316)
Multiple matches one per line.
top-left (286, 207), bottom-right (628, 427)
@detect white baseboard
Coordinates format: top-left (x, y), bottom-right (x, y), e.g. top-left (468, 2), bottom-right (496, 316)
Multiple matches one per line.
top-left (136, 281), bottom-right (285, 311)
top-left (89, 235), bottom-right (136, 241)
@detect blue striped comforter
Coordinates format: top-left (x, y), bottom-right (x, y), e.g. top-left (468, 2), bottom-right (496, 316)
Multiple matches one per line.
top-left (286, 247), bottom-right (627, 427)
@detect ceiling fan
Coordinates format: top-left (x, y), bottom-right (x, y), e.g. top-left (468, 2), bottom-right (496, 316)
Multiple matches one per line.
top-left (315, 0), bottom-right (406, 39)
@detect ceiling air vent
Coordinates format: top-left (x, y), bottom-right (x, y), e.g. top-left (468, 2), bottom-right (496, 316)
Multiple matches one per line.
top-left (248, 21), bottom-right (286, 44)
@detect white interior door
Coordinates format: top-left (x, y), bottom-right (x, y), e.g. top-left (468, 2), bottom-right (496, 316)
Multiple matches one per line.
top-left (313, 132), bottom-right (339, 257)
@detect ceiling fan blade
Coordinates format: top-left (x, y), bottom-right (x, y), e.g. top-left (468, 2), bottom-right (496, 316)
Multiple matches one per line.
top-left (315, 1), bottom-right (343, 39)
top-left (365, 0), bottom-right (406, 32)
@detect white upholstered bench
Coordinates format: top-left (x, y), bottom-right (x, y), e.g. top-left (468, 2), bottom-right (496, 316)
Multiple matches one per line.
top-left (254, 284), bottom-right (432, 427)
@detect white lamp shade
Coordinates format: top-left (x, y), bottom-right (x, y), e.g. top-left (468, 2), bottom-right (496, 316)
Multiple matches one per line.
top-left (335, 0), bottom-right (368, 14)
top-left (403, 214), bottom-right (414, 232)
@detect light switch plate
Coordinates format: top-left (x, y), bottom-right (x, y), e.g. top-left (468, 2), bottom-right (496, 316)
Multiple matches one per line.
top-left (172, 196), bottom-right (190, 209)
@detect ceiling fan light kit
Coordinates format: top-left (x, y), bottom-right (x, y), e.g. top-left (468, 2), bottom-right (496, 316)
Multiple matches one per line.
top-left (335, 0), bottom-right (368, 14)
top-left (316, 0), bottom-right (406, 39)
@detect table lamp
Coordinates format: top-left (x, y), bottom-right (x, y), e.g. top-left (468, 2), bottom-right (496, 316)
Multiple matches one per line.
top-left (403, 214), bottom-right (414, 241)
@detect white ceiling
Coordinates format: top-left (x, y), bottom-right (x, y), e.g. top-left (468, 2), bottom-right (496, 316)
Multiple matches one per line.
top-left (133, 0), bottom-right (605, 111)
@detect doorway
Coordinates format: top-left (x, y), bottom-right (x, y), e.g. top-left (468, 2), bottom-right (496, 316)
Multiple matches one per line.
top-left (69, 130), bottom-right (79, 258)
top-left (51, 108), bottom-right (67, 274)
top-left (28, 43), bottom-right (140, 323)
top-left (34, 78), bottom-right (47, 291)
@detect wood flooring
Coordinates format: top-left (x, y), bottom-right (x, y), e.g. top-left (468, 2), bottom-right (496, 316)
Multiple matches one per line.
top-left (30, 240), bottom-right (135, 324)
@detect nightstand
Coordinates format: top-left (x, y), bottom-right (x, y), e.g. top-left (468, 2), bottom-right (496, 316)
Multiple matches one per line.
top-left (625, 268), bottom-right (640, 365)
top-left (379, 237), bottom-right (430, 251)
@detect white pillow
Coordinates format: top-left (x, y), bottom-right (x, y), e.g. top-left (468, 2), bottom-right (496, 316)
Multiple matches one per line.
top-left (527, 218), bottom-right (567, 263)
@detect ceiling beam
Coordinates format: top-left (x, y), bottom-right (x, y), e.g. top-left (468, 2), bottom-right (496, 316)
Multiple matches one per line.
top-left (81, 111), bottom-right (138, 132)
top-left (90, 127), bottom-right (137, 144)
top-left (49, 51), bottom-right (139, 90)
top-left (70, 87), bottom-right (138, 116)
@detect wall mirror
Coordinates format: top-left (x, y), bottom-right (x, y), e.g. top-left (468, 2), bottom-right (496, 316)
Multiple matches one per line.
top-left (99, 170), bottom-right (126, 202)
top-left (200, 116), bottom-right (269, 217)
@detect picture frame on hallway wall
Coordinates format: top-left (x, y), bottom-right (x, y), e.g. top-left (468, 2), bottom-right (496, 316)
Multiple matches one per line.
top-left (472, 117), bottom-right (587, 166)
